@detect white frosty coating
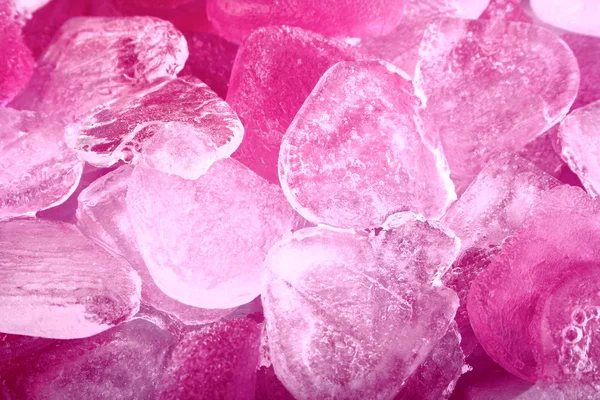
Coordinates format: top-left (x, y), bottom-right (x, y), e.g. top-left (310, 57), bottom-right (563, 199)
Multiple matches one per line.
top-left (530, 0), bottom-right (600, 37)
top-left (0, 108), bottom-right (84, 219)
top-left (279, 60), bottom-right (456, 230)
top-left (10, 0), bottom-right (51, 17)
top-left (263, 226), bottom-right (459, 399)
top-left (0, 219), bottom-right (141, 339)
top-left (77, 77), bottom-right (244, 180)
top-left (127, 160), bottom-right (296, 309)
top-left (558, 100), bottom-right (600, 198)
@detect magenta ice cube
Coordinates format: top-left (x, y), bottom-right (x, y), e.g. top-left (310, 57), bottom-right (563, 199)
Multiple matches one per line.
top-left (180, 32), bottom-right (238, 99)
top-left (13, 16), bottom-right (188, 120)
top-left (0, 1), bottom-right (34, 105)
top-left (468, 185), bottom-right (600, 382)
top-left (415, 18), bottom-right (580, 193)
top-left (263, 226), bottom-right (459, 399)
top-left (206, 0), bottom-right (408, 43)
top-left (228, 26), bottom-right (360, 184)
top-left (0, 108), bottom-right (83, 219)
top-left (77, 165), bottom-right (233, 325)
top-left (161, 317), bottom-right (262, 400)
top-left (0, 218), bottom-right (141, 339)
top-left (0, 318), bottom-right (177, 399)
top-left (76, 76), bottom-right (244, 179)
top-left (561, 33), bottom-right (600, 110)
top-left (279, 60), bottom-right (455, 229)
top-left (127, 159), bottom-right (296, 309)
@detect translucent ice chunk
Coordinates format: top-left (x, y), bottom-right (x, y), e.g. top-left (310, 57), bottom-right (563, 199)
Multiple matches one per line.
top-left (161, 317), bottom-right (262, 400)
top-left (468, 185), bottom-right (600, 382)
top-left (558, 100), bottom-right (600, 198)
top-left (0, 108), bottom-right (83, 219)
top-left (530, 0), bottom-right (600, 37)
top-left (0, 1), bottom-right (34, 105)
top-left (77, 165), bottom-right (233, 325)
top-left (0, 318), bottom-right (176, 399)
top-left (396, 323), bottom-right (465, 400)
top-left (441, 153), bottom-right (560, 251)
top-left (76, 77), bottom-right (243, 180)
top-left (206, 0), bottom-right (408, 43)
top-left (279, 60), bottom-right (455, 229)
top-left (13, 16), bottom-right (188, 120)
top-left (561, 33), bottom-right (600, 110)
top-left (263, 227), bottom-right (459, 399)
top-left (0, 218), bottom-right (141, 339)
top-left (127, 159), bottom-right (296, 309)
top-left (182, 32), bottom-right (238, 99)
top-left (415, 18), bottom-right (580, 193)
top-left (228, 26), bottom-right (360, 183)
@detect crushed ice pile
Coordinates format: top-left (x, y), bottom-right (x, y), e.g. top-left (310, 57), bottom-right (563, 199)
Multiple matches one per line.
top-left (1, 0), bottom-right (600, 398)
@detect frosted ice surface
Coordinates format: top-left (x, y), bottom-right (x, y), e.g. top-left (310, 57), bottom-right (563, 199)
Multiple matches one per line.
top-left (396, 323), bottom-right (465, 400)
top-left (77, 166), bottom-right (233, 325)
top-left (127, 159), bottom-right (296, 309)
top-left (441, 153), bottom-right (560, 251)
top-left (559, 101), bottom-right (600, 198)
top-left (0, 108), bottom-right (83, 219)
top-left (161, 317), bottom-right (262, 400)
top-left (0, 1), bottom-right (34, 105)
top-left (12, 16), bottom-right (188, 120)
top-left (279, 60), bottom-right (455, 230)
top-left (182, 32), bottom-right (238, 99)
top-left (415, 18), bottom-right (580, 193)
top-left (0, 318), bottom-right (176, 399)
top-left (531, 0), bottom-right (600, 37)
top-left (263, 226), bottom-right (459, 399)
top-left (468, 185), bottom-right (600, 382)
top-left (76, 76), bottom-right (243, 179)
top-left (228, 26), bottom-right (360, 183)
top-left (453, 0), bottom-right (490, 18)
top-left (0, 218), bottom-right (141, 339)
top-left (358, 0), bottom-right (456, 76)
top-left (206, 0), bottom-right (408, 43)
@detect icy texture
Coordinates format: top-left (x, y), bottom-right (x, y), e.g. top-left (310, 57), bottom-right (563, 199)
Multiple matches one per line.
top-left (415, 18), bottom-right (580, 193)
top-left (127, 160), bottom-right (296, 309)
top-left (0, 108), bottom-right (83, 219)
top-left (76, 77), bottom-right (243, 179)
top-left (10, 0), bottom-right (51, 17)
top-left (441, 154), bottom-right (560, 251)
top-left (20, 0), bottom-right (88, 59)
top-left (93, 0), bottom-right (211, 33)
top-left (396, 323), bottom-right (465, 400)
top-left (468, 185), bottom-right (600, 382)
top-left (441, 154), bottom-right (559, 354)
top-left (0, 218), bottom-right (141, 339)
top-left (518, 133), bottom-right (564, 178)
top-left (279, 60), bottom-right (455, 229)
top-left (181, 32), bottom-right (238, 99)
top-left (561, 33), bottom-right (600, 110)
top-left (479, 0), bottom-right (532, 23)
top-left (263, 226), bottom-right (459, 399)
top-left (13, 16), bottom-right (188, 120)
top-left (0, 1), bottom-right (34, 105)
top-left (358, 0), bottom-right (456, 76)
top-left (161, 317), bottom-right (262, 400)
top-left (0, 318), bottom-right (176, 399)
top-left (206, 0), bottom-right (407, 43)
top-left (558, 101), bottom-right (600, 198)
top-left (530, 0), bottom-right (600, 37)
top-left (450, 346), bottom-right (533, 399)
top-left (228, 26), bottom-right (360, 183)
top-left (77, 166), bottom-right (232, 325)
